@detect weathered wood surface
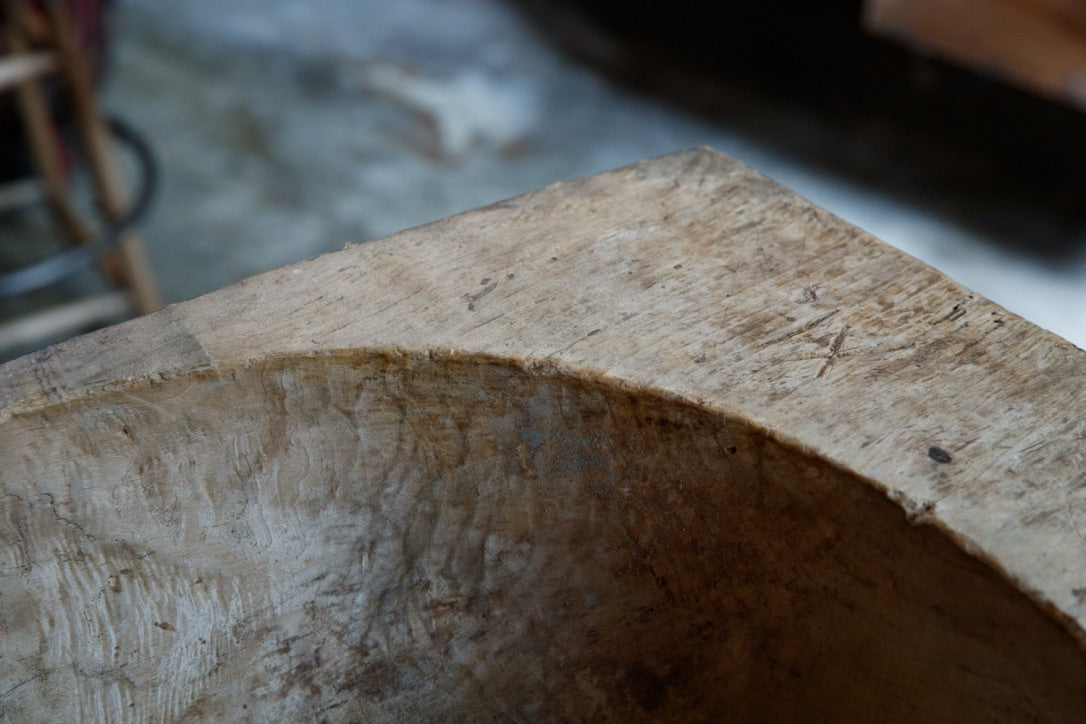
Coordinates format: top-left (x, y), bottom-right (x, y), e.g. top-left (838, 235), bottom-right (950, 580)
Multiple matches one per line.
top-left (865, 0), bottom-right (1086, 110)
top-left (2, 149), bottom-right (1085, 721)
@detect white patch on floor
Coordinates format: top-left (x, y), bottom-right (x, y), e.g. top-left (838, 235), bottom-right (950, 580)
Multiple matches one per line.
top-left (355, 64), bottom-right (539, 159)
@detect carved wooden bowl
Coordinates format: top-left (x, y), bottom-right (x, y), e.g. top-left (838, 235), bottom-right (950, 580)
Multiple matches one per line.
top-left (3, 151), bottom-right (1085, 721)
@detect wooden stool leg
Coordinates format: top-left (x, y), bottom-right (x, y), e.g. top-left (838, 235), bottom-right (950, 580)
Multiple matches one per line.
top-left (4, 16), bottom-right (91, 243)
top-left (44, 1), bottom-right (162, 314)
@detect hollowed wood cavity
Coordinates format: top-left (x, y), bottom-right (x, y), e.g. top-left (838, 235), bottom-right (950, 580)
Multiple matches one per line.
top-left (1, 351), bottom-right (1083, 721)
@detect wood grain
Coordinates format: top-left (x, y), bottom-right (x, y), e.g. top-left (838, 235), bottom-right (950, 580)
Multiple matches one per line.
top-left (865, 0), bottom-right (1086, 109)
top-left (2, 149), bottom-right (1085, 720)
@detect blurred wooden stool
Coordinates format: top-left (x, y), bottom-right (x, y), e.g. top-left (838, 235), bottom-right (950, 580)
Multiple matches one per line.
top-left (0, 0), bottom-right (160, 351)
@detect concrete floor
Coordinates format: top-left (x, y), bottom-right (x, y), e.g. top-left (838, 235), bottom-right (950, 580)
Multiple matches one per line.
top-left (3, 0), bottom-right (1085, 358)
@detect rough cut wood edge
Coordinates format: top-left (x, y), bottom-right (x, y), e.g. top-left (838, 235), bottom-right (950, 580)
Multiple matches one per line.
top-left (2, 148), bottom-right (1086, 716)
top-left (864, 0), bottom-right (1086, 110)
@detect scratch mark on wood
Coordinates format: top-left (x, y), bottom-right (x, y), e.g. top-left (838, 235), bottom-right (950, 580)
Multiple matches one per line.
top-left (356, 287), bottom-right (426, 325)
top-left (817, 325), bottom-right (850, 378)
top-left (782, 339), bottom-right (916, 376)
top-left (934, 301), bottom-right (970, 324)
top-left (547, 328), bottom-right (602, 357)
top-left (464, 281), bottom-right (499, 311)
top-left (1, 670), bottom-right (47, 699)
top-left (759, 309), bottom-right (840, 349)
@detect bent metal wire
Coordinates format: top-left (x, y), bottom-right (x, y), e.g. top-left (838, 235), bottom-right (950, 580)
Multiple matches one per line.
top-left (0, 115), bottom-right (157, 298)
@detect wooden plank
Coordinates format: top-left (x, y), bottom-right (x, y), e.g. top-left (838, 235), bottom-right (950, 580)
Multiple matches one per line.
top-left (864, 0), bottom-right (1086, 109)
top-left (3, 20), bottom-right (93, 244)
top-left (1, 149), bottom-right (1085, 720)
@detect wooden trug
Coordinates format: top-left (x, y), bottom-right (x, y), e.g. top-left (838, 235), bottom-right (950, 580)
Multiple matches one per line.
top-left (1, 149), bottom-right (1085, 721)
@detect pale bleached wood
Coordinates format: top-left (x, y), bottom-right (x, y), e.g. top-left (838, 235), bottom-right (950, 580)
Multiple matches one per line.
top-left (1, 149), bottom-right (1085, 720)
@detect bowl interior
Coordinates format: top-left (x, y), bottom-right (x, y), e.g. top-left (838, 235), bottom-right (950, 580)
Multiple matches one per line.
top-left (1, 351), bottom-right (1082, 720)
